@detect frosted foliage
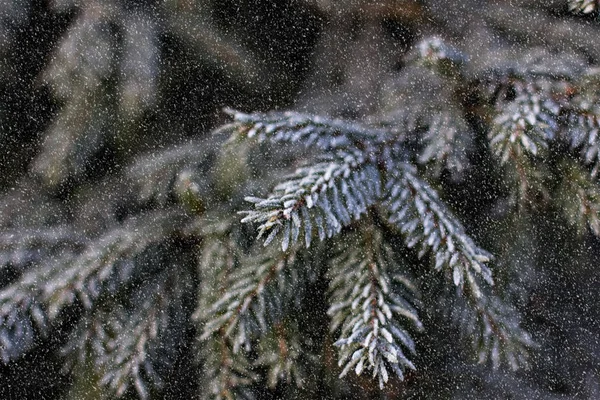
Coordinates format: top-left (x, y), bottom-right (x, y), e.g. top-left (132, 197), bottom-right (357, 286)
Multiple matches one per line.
top-left (225, 109), bottom-right (388, 149)
top-left (241, 157), bottom-right (381, 250)
top-left (570, 0), bottom-right (600, 13)
top-left (569, 95), bottom-right (600, 176)
top-left (217, 108), bottom-right (526, 389)
top-left (0, 210), bottom-right (185, 363)
top-left (329, 233), bottom-right (421, 389)
top-left (418, 37), bottom-right (465, 65)
top-left (490, 81), bottom-right (560, 162)
top-left (385, 164), bottom-right (493, 288)
top-left (4, 1), bottom-right (600, 399)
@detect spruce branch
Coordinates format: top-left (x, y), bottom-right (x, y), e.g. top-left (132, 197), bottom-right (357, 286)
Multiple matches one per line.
top-left (490, 81), bottom-right (560, 163)
top-left (98, 270), bottom-right (189, 399)
top-left (384, 163), bottom-right (493, 288)
top-left (197, 231), bottom-right (317, 394)
top-left (256, 321), bottom-right (309, 389)
top-left (240, 149), bottom-right (382, 250)
top-left (194, 227), bottom-right (261, 399)
top-left (194, 234), bottom-right (239, 316)
top-left (0, 226), bottom-right (84, 271)
top-left (192, 225), bottom-right (259, 400)
top-left (328, 227), bottom-right (422, 389)
top-left (200, 335), bottom-right (258, 400)
top-left (567, 92), bottom-right (600, 177)
top-left (223, 109), bottom-right (388, 150)
top-left (447, 285), bottom-right (534, 371)
top-left (556, 160), bottom-right (600, 235)
top-left (569, 0), bottom-right (599, 14)
top-left (0, 210), bottom-right (187, 362)
top-left (63, 265), bottom-right (193, 400)
top-left (199, 249), bottom-right (298, 353)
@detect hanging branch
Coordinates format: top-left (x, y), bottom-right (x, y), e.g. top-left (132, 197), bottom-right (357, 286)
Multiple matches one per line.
top-left (384, 163), bottom-right (493, 288)
top-left (447, 284), bottom-right (534, 370)
top-left (199, 249), bottom-right (297, 353)
top-left (328, 228), bottom-right (422, 388)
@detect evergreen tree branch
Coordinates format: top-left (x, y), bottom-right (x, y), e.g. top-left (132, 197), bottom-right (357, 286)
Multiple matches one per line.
top-left (98, 269), bottom-right (190, 399)
top-left (240, 149), bottom-right (382, 250)
top-left (569, 0), bottom-right (599, 14)
top-left (384, 163), bottom-right (534, 369)
top-left (255, 321), bottom-right (309, 389)
top-left (200, 335), bottom-right (258, 400)
top-left (0, 226), bottom-right (84, 271)
top-left (0, 210), bottom-right (187, 362)
top-left (223, 109), bottom-right (389, 150)
top-left (194, 232), bottom-right (239, 317)
top-left (556, 160), bottom-right (600, 235)
top-left (194, 231), bottom-right (260, 399)
top-left (384, 163), bottom-right (493, 287)
top-left (199, 249), bottom-right (297, 353)
top-left (328, 227), bottom-right (422, 389)
top-left (63, 264), bottom-right (193, 400)
top-left (36, 0), bottom-right (162, 186)
top-left (447, 284), bottom-right (534, 370)
top-left (490, 80), bottom-right (560, 163)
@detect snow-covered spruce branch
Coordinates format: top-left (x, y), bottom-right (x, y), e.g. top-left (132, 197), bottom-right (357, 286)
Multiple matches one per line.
top-left (328, 229), bottom-right (422, 389)
top-left (63, 266), bottom-right (191, 400)
top-left (199, 250), bottom-right (298, 353)
top-left (0, 226), bottom-right (84, 270)
top-left (556, 160), bottom-right (600, 235)
top-left (385, 164), bottom-right (533, 368)
top-left (384, 164), bottom-right (493, 289)
top-left (256, 321), bottom-right (309, 389)
top-left (221, 109), bottom-right (389, 150)
top-left (448, 287), bottom-right (534, 370)
top-left (200, 335), bottom-right (258, 400)
top-left (195, 231), bottom-right (261, 399)
top-left (568, 93), bottom-right (600, 176)
top-left (197, 234), bottom-right (314, 395)
top-left (240, 149), bottom-right (382, 250)
top-left (569, 0), bottom-right (599, 14)
top-left (99, 271), bottom-right (189, 399)
top-left (0, 210), bottom-right (187, 362)
top-left (490, 82), bottom-right (560, 163)
top-left (194, 234), bottom-right (239, 314)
